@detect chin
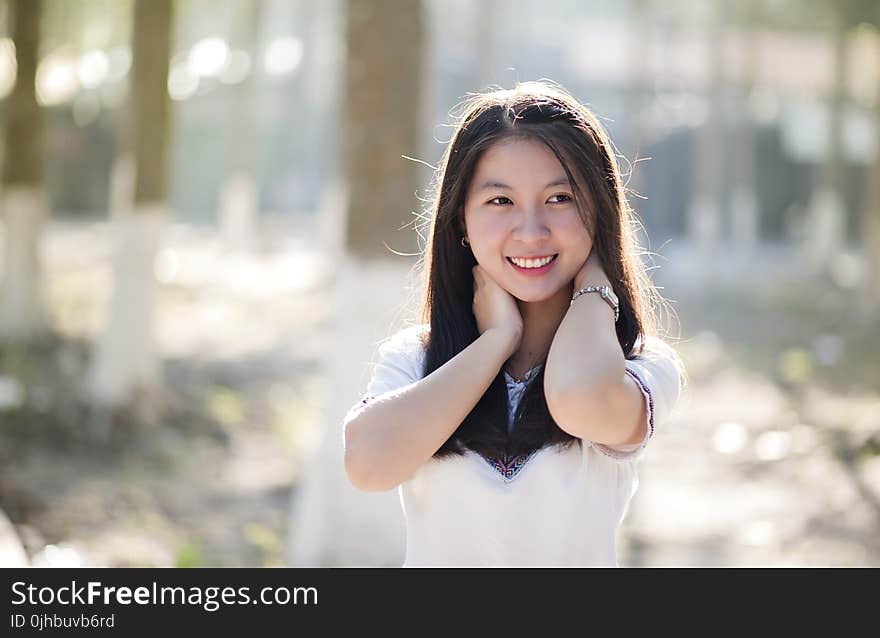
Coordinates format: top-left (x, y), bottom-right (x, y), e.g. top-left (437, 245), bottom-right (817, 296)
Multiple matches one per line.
top-left (509, 286), bottom-right (563, 303)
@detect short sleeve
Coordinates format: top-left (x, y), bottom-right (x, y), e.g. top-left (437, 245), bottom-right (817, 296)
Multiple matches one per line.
top-left (356, 324), bottom-right (428, 408)
top-left (591, 335), bottom-right (685, 462)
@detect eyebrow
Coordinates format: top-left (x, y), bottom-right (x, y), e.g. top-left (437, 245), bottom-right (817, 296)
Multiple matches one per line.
top-left (476, 177), bottom-right (571, 192)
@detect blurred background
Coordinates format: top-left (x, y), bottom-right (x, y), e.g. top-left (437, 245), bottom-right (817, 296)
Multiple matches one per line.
top-left (0, 0), bottom-right (878, 567)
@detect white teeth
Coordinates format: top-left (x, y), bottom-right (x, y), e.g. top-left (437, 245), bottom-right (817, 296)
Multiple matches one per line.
top-left (510, 255), bottom-right (554, 268)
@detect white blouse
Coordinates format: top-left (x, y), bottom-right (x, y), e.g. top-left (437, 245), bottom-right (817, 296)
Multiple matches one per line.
top-left (356, 324), bottom-right (684, 567)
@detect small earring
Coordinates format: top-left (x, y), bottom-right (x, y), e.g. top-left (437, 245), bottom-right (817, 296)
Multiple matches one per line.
top-left (461, 236), bottom-right (470, 248)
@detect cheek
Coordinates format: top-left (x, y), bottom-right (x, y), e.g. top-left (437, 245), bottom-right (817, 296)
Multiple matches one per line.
top-left (467, 215), bottom-right (506, 256)
top-left (557, 214), bottom-right (592, 254)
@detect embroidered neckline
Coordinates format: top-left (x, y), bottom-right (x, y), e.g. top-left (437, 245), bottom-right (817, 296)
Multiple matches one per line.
top-left (486, 364), bottom-right (545, 480)
top-left (481, 448), bottom-right (540, 483)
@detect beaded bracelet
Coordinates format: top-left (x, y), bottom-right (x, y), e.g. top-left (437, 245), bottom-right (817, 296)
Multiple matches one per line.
top-left (570, 285), bottom-right (619, 322)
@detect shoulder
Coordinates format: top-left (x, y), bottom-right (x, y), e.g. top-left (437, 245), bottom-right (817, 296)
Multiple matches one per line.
top-left (630, 335), bottom-right (685, 379)
top-left (364, 323), bottom-right (431, 398)
top-left (376, 323), bottom-right (430, 358)
top-left (372, 323), bottom-right (431, 377)
top-left (633, 334), bottom-right (680, 359)
top-left (624, 334), bottom-right (686, 424)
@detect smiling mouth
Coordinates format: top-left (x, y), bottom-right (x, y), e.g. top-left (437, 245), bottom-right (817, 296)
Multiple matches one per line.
top-left (506, 254), bottom-right (559, 269)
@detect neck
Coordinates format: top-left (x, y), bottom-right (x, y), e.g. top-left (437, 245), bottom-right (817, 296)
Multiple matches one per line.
top-left (507, 281), bottom-right (574, 375)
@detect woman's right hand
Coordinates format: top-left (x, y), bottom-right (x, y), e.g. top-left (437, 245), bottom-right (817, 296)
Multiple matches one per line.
top-left (472, 265), bottom-right (523, 355)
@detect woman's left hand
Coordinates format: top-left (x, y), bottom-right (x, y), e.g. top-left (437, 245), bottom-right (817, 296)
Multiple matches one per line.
top-left (573, 249), bottom-right (611, 291)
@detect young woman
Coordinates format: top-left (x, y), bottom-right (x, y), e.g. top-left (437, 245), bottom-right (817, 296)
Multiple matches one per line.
top-left (343, 81), bottom-right (685, 567)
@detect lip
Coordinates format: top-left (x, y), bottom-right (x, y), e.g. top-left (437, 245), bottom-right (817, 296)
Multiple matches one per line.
top-left (506, 253), bottom-right (558, 276)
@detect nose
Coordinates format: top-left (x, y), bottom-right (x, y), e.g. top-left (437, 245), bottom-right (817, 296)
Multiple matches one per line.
top-left (511, 207), bottom-right (551, 243)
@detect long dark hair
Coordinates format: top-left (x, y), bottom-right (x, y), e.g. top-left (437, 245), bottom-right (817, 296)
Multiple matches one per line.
top-left (416, 81), bottom-right (662, 462)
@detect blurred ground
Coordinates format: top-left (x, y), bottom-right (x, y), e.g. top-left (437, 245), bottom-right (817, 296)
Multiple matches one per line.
top-left (0, 221), bottom-right (332, 566)
top-left (0, 223), bottom-right (878, 566)
top-left (622, 247), bottom-right (880, 566)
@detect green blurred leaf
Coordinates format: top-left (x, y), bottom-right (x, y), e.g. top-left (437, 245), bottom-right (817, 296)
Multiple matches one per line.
top-left (777, 348), bottom-right (815, 384)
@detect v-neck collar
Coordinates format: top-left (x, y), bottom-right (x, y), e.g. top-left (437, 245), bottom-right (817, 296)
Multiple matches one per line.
top-left (503, 363), bottom-right (543, 385)
top-left (488, 364), bottom-right (545, 481)
top-left (480, 448), bottom-right (541, 483)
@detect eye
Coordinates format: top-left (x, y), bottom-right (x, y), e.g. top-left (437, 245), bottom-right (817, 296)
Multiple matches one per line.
top-left (487, 196), bottom-right (512, 206)
top-left (549, 194), bottom-right (573, 204)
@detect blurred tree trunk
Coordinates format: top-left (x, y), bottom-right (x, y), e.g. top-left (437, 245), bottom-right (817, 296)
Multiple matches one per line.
top-left (342, 0), bottom-right (423, 259)
top-left (288, 0), bottom-right (425, 567)
top-left (863, 37), bottom-right (880, 310)
top-left (89, 0), bottom-right (174, 407)
top-left (471, 0), bottom-right (497, 90)
top-left (805, 11), bottom-right (847, 273)
top-left (730, 20), bottom-right (758, 257)
top-left (219, 0), bottom-right (263, 251)
top-left (0, 0), bottom-right (48, 341)
top-left (687, 1), bottom-right (725, 275)
top-left (625, 0), bottom-right (648, 180)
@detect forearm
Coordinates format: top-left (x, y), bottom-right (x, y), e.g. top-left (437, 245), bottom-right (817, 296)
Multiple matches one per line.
top-left (344, 328), bottom-right (517, 491)
top-left (544, 279), bottom-right (627, 441)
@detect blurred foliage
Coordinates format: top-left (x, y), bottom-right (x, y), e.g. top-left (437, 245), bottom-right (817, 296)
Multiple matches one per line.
top-left (777, 348), bottom-right (815, 385)
top-left (175, 537), bottom-right (204, 568)
top-left (242, 521), bottom-right (282, 567)
top-left (203, 385), bottom-right (247, 427)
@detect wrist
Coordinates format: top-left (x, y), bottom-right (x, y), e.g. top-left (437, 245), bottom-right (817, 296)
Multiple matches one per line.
top-left (574, 269), bottom-right (610, 291)
top-left (484, 326), bottom-right (521, 359)
top-left (570, 284), bottom-right (620, 323)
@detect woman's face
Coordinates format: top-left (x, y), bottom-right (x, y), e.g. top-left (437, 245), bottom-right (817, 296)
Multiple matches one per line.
top-left (463, 137), bottom-right (593, 303)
